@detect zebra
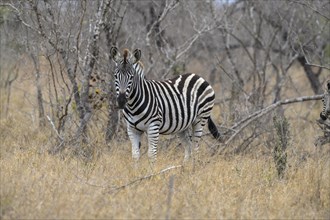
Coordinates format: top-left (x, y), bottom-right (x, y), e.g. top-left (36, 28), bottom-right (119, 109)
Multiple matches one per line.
top-left (110, 47), bottom-right (221, 161)
top-left (320, 79), bottom-right (330, 121)
top-left (316, 79), bottom-right (330, 147)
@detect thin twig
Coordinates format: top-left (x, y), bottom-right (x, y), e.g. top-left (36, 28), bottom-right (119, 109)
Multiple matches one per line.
top-left (107, 165), bottom-right (182, 194)
top-left (292, 0), bottom-right (330, 21)
top-left (146, 0), bottom-right (179, 47)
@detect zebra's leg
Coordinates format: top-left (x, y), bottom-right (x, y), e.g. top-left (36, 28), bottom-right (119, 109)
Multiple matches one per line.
top-left (178, 129), bottom-right (192, 161)
top-left (191, 117), bottom-right (208, 155)
top-left (127, 126), bottom-right (143, 160)
top-left (147, 123), bottom-right (161, 162)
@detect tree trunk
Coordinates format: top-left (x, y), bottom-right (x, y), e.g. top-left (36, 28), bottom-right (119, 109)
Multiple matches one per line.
top-left (104, 1), bottom-right (125, 143)
top-left (4, 66), bottom-right (18, 118)
top-left (31, 53), bottom-right (46, 127)
top-left (75, 0), bottom-right (111, 143)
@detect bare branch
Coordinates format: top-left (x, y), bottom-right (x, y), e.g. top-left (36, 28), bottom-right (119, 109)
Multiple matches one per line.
top-left (161, 3), bottom-right (224, 79)
top-left (0, 2), bottom-right (38, 33)
top-left (46, 115), bottom-right (64, 141)
top-left (216, 59), bottom-right (248, 97)
top-left (225, 94), bottom-right (324, 145)
top-left (146, 0), bottom-right (179, 47)
top-left (305, 63), bottom-right (330, 71)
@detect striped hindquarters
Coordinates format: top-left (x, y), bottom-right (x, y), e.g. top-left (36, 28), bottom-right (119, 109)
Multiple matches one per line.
top-left (153, 73), bottom-right (215, 134)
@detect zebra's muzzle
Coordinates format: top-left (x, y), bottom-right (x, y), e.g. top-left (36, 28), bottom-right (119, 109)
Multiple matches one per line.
top-left (117, 93), bottom-right (127, 109)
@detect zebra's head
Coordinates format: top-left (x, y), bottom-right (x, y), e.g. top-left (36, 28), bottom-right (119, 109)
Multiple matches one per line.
top-left (110, 47), bottom-right (141, 109)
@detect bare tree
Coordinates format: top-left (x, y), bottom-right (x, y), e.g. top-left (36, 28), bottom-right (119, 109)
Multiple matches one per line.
top-left (1, 0), bottom-right (329, 156)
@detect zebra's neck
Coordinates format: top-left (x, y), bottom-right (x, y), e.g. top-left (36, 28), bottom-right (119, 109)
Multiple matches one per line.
top-left (133, 62), bottom-right (145, 79)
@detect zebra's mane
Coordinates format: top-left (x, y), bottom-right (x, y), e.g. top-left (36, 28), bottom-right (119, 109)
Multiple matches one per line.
top-left (133, 60), bottom-right (146, 80)
top-left (123, 49), bottom-right (129, 63)
top-left (136, 61), bottom-right (144, 69)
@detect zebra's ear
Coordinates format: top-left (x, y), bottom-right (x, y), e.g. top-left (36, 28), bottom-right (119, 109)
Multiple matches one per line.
top-left (110, 47), bottom-right (120, 63)
top-left (132, 49), bottom-right (141, 63)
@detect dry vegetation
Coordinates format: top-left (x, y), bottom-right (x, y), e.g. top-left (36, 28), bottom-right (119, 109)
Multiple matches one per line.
top-left (1, 0), bottom-right (330, 219)
top-left (1, 66), bottom-right (329, 219)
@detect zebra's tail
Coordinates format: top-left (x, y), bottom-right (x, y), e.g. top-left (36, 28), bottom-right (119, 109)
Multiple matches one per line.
top-left (208, 117), bottom-right (221, 141)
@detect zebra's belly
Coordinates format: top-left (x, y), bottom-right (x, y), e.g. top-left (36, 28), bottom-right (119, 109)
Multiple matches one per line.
top-left (124, 111), bottom-right (192, 134)
top-left (158, 116), bottom-right (194, 135)
top-left (159, 126), bottom-right (189, 135)
top-left (123, 110), bottom-right (156, 132)
top-left (124, 116), bottom-right (149, 132)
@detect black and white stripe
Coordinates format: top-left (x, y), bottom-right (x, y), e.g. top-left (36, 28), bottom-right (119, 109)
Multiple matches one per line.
top-left (320, 80), bottom-right (330, 121)
top-left (110, 47), bottom-right (220, 161)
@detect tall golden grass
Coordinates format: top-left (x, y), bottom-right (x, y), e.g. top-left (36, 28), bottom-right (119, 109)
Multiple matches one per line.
top-left (0, 64), bottom-right (329, 219)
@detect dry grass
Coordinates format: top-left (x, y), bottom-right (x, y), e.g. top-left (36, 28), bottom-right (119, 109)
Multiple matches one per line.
top-left (1, 112), bottom-right (329, 219)
top-left (1, 65), bottom-right (330, 219)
